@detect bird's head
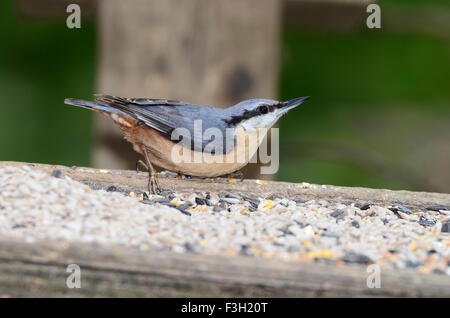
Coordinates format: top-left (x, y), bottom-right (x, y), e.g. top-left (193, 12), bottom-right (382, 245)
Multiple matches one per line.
top-left (224, 96), bottom-right (310, 131)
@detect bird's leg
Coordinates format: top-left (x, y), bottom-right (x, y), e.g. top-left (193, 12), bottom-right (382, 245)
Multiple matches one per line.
top-left (235, 170), bottom-right (245, 182)
top-left (142, 148), bottom-right (160, 194)
top-left (136, 159), bottom-right (148, 173)
top-left (227, 170), bottom-right (245, 182)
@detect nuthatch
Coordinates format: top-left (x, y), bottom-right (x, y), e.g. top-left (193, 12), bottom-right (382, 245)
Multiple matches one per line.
top-left (64, 95), bottom-right (310, 193)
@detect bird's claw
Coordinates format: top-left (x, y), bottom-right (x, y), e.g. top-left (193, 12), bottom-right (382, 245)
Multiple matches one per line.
top-left (149, 174), bottom-right (161, 195)
top-left (227, 170), bottom-right (244, 182)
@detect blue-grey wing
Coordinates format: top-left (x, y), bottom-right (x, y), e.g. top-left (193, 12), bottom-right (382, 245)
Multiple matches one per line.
top-left (95, 95), bottom-right (231, 153)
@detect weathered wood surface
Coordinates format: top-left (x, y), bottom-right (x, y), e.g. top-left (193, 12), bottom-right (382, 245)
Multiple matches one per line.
top-left (1, 161), bottom-right (448, 211)
top-left (0, 161), bottom-right (449, 297)
top-left (0, 236), bottom-right (449, 298)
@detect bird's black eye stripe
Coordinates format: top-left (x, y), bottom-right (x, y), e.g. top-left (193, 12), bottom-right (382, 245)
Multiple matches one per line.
top-left (258, 105), bottom-right (269, 114)
top-left (223, 104), bottom-right (276, 126)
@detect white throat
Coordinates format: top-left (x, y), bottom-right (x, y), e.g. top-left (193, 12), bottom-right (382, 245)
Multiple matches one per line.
top-left (240, 113), bottom-right (278, 131)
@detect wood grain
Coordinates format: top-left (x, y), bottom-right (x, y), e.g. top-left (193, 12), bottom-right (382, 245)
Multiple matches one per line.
top-left (0, 161), bottom-right (449, 297)
top-left (2, 161), bottom-right (447, 210)
top-left (0, 236), bottom-right (449, 297)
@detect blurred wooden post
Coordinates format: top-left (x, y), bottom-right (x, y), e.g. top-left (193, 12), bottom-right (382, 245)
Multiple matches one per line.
top-left (95, 0), bottom-right (282, 178)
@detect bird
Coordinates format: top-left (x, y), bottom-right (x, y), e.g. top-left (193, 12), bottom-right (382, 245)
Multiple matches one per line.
top-left (64, 95), bottom-right (310, 194)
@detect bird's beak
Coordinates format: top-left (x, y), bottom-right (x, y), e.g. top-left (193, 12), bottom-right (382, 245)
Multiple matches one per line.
top-left (279, 96), bottom-right (310, 114)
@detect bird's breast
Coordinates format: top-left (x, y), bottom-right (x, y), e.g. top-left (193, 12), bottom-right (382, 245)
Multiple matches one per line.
top-left (122, 123), bottom-right (268, 177)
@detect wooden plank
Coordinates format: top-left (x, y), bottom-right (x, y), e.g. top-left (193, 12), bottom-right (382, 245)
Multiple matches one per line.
top-left (0, 237), bottom-right (449, 297)
top-left (0, 161), bottom-right (449, 297)
top-left (18, 0), bottom-right (449, 40)
top-left (1, 161), bottom-right (448, 210)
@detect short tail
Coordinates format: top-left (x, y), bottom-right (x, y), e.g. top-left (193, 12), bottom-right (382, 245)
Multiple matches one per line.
top-left (64, 98), bottom-right (116, 114)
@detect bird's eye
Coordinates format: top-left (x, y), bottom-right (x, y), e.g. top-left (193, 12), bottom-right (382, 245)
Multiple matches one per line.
top-left (258, 105), bottom-right (269, 114)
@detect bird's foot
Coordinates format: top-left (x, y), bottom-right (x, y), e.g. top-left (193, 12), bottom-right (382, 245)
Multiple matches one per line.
top-left (148, 173), bottom-right (161, 195)
top-left (226, 170), bottom-right (244, 182)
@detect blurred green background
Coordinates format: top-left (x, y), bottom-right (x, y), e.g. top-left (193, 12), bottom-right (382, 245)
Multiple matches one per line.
top-left (0, 0), bottom-right (448, 192)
